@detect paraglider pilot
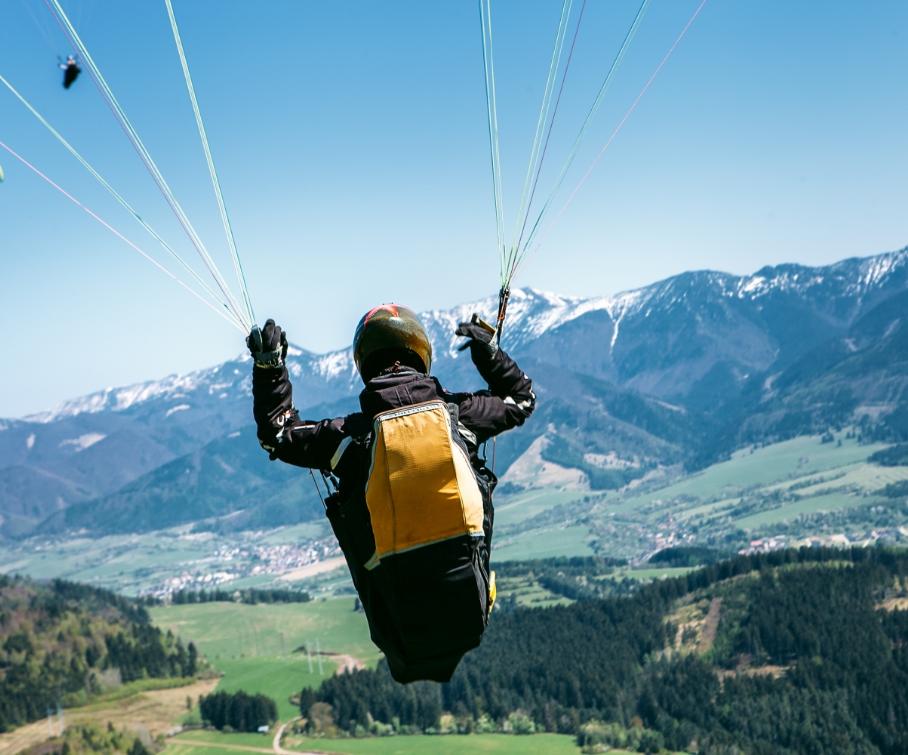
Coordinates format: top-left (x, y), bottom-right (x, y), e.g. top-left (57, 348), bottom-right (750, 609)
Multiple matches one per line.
top-left (247, 306), bottom-right (535, 682)
top-left (60, 55), bottom-right (81, 89)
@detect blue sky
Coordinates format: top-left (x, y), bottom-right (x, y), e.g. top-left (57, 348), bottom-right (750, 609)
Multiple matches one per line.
top-left (1, 0), bottom-right (906, 417)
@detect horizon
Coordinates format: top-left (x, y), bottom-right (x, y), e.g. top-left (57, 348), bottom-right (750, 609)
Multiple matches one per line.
top-left (6, 242), bottom-right (905, 421)
top-left (2, 0), bottom-right (906, 416)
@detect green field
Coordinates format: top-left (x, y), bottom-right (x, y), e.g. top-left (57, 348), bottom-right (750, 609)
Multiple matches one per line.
top-left (170, 730), bottom-right (276, 749)
top-left (152, 598), bottom-right (378, 722)
top-left (495, 573), bottom-right (571, 608)
top-left (286, 733), bottom-right (585, 754)
top-left (733, 491), bottom-right (879, 529)
top-left (495, 524), bottom-right (595, 561)
top-left (166, 731), bottom-right (586, 754)
top-left (608, 435), bottom-right (888, 516)
top-left (151, 598), bottom-right (378, 664)
top-left (215, 656), bottom-right (332, 720)
top-left (494, 488), bottom-right (587, 529)
top-left (621, 566), bottom-right (698, 581)
top-left (575, 433), bottom-right (908, 556)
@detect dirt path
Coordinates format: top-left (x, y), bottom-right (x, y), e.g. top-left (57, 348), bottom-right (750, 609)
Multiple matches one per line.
top-left (0, 678), bottom-right (219, 755)
top-left (699, 597), bottom-right (722, 652)
top-left (320, 652), bottom-right (365, 675)
top-left (272, 720), bottom-right (333, 755)
top-left (272, 722), bottom-right (295, 754)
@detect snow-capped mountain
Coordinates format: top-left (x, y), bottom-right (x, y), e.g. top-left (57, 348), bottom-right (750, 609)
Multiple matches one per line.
top-left (2, 247), bottom-right (906, 538)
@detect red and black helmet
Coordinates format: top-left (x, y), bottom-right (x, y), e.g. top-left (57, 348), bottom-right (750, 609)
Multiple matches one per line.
top-left (353, 304), bottom-right (432, 382)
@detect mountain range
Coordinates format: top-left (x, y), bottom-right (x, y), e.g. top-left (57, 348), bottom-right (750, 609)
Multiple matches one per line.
top-left (1, 247), bottom-right (906, 539)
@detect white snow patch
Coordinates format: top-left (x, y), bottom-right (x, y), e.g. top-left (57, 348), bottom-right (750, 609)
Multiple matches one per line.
top-left (26, 433), bottom-right (36, 450)
top-left (315, 349), bottom-right (355, 379)
top-left (28, 371), bottom-right (205, 422)
top-left (861, 255), bottom-right (896, 287)
top-left (59, 433), bottom-right (106, 452)
top-left (166, 404), bottom-right (191, 417)
top-left (740, 275), bottom-right (766, 295)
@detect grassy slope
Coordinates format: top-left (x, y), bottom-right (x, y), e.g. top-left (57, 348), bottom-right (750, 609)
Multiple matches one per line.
top-left (151, 599), bottom-right (378, 663)
top-left (495, 524), bottom-right (595, 561)
top-left (5, 434), bottom-right (904, 596)
top-left (152, 598), bottom-right (377, 721)
top-left (609, 435), bottom-right (886, 515)
top-left (215, 657), bottom-right (328, 720)
top-left (581, 433), bottom-right (908, 555)
top-left (485, 434), bottom-right (906, 566)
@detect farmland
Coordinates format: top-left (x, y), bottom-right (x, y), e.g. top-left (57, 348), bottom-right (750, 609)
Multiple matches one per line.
top-left (3, 434), bottom-right (905, 602)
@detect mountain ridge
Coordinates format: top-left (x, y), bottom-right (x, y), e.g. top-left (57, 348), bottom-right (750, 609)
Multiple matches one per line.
top-left (2, 246), bottom-right (906, 538)
top-left (19, 246), bottom-right (907, 424)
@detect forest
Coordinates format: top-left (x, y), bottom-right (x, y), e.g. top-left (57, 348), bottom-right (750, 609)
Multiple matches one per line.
top-left (306, 547), bottom-right (908, 754)
top-left (199, 690), bottom-right (278, 732)
top-left (0, 576), bottom-right (197, 731)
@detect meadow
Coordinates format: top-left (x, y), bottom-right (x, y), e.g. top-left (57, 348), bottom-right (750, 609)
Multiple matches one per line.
top-left (487, 433), bottom-right (908, 566)
top-left (151, 597), bottom-right (378, 722)
top-left (166, 730), bottom-right (589, 754)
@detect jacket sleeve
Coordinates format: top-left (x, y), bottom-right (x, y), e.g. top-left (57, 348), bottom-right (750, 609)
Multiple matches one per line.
top-left (251, 364), bottom-right (346, 470)
top-left (455, 346), bottom-right (536, 443)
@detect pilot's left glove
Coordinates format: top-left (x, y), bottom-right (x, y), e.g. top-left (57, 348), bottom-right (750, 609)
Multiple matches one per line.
top-left (455, 314), bottom-right (498, 358)
top-left (247, 319), bottom-right (288, 368)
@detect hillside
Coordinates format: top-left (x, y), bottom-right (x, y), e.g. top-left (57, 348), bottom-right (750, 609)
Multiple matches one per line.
top-left (1, 431), bottom-right (905, 600)
top-left (1, 247), bottom-right (907, 538)
top-left (0, 575), bottom-right (198, 732)
top-left (307, 547), bottom-right (908, 755)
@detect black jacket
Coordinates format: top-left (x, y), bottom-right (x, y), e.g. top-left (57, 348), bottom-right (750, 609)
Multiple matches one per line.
top-left (251, 345), bottom-right (535, 681)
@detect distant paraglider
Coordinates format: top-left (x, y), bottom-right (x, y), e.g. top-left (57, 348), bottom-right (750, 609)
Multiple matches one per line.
top-left (59, 55), bottom-right (81, 89)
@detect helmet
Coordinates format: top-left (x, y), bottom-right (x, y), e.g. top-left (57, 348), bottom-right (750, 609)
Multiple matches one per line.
top-left (353, 304), bottom-right (432, 381)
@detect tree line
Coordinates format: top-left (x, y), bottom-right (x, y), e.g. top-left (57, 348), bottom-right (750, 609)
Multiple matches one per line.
top-left (142, 587), bottom-right (311, 605)
top-left (199, 690), bottom-right (277, 732)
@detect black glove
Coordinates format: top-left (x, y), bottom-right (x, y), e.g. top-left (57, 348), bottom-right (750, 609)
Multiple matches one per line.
top-left (455, 313), bottom-right (498, 357)
top-left (247, 319), bottom-right (288, 368)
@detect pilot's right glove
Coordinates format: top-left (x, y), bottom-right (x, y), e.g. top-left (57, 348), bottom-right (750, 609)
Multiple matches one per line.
top-left (455, 314), bottom-right (499, 358)
top-left (247, 319), bottom-right (288, 369)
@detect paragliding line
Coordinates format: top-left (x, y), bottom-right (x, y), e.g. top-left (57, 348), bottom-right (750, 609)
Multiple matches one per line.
top-left (508, 0), bottom-right (574, 277)
top-left (513, 0), bottom-right (587, 261)
top-left (478, 0), bottom-right (506, 282)
top-left (0, 73), bottom-right (244, 327)
top-left (164, 0), bottom-right (256, 327)
top-left (519, 0), bottom-right (708, 274)
top-left (44, 0), bottom-right (251, 330)
top-left (0, 140), bottom-right (246, 332)
top-left (518, 0), bottom-right (652, 260)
